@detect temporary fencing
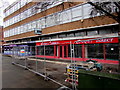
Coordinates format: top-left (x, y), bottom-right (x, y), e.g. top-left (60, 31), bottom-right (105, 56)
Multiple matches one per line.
top-left (4, 45), bottom-right (71, 89)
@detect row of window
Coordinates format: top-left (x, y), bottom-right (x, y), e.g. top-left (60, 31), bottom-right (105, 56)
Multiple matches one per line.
top-left (4, 3), bottom-right (92, 37)
top-left (5, 25), bottom-right (118, 45)
top-left (4, 4), bottom-right (37, 28)
top-left (4, 22), bottom-right (38, 37)
top-left (3, 43), bottom-right (119, 60)
top-left (4, 1), bottom-right (63, 28)
top-left (41, 26), bottom-right (118, 40)
top-left (4, 0), bottom-right (32, 17)
top-left (36, 44), bottom-right (118, 60)
top-left (4, 24), bottom-right (118, 40)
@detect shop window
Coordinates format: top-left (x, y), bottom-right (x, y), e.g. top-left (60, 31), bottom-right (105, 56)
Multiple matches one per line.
top-left (74, 44), bottom-right (82, 58)
top-left (86, 44), bottom-right (104, 59)
top-left (37, 45), bottom-right (54, 56)
top-left (105, 44), bottom-right (118, 60)
top-left (37, 46), bottom-right (43, 55)
top-left (87, 30), bottom-right (98, 36)
top-left (68, 44), bottom-right (82, 58)
top-left (45, 45), bottom-right (54, 56)
top-left (68, 45), bottom-right (71, 57)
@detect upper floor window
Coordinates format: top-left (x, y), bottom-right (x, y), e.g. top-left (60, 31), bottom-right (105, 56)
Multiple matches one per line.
top-left (83, 4), bottom-right (91, 19)
top-left (75, 31), bottom-right (86, 37)
top-left (72, 6), bottom-right (82, 21)
top-left (58, 34), bottom-right (66, 38)
top-left (41, 18), bottom-right (45, 28)
top-left (87, 30), bottom-right (98, 36)
top-left (67, 33), bottom-right (74, 37)
top-left (62, 10), bottom-right (72, 23)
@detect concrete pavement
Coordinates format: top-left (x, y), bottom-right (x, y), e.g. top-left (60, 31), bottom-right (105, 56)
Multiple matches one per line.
top-left (2, 55), bottom-right (60, 89)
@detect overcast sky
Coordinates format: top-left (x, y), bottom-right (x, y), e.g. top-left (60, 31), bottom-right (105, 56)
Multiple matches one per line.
top-left (8, 0), bottom-right (16, 4)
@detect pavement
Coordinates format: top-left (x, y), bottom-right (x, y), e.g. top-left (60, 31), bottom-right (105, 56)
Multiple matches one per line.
top-left (2, 55), bottom-right (61, 89)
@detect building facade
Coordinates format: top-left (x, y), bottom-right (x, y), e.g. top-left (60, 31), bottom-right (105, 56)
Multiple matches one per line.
top-left (0, 26), bottom-right (3, 53)
top-left (3, 0), bottom-right (119, 64)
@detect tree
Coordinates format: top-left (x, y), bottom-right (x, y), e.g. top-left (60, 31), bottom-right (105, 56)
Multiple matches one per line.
top-left (87, 1), bottom-right (120, 73)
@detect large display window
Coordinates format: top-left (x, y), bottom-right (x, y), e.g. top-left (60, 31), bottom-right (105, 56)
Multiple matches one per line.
top-left (37, 45), bottom-right (54, 56)
top-left (86, 44), bottom-right (104, 59)
top-left (36, 37), bottom-right (119, 64)
top-left (85, 44), bottom-right (119, 60)
top-left (45, 45), bottom-right (54, 56)
top-left (68, 44), bottom-right (82, 58)
top-left (105, 44), bottom-right (119, 60)
top-left (74, 44), bottom-right (82, 58)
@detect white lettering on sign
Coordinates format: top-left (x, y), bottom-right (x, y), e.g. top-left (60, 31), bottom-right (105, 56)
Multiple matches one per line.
top-left (96, 38), bottom-right (113, 43)
top-left (75, 40), bottom-right (92, 44)
top-left (51, 42), bottom-right (59, 45)
top-left (41, 43), bottom-right (49, 45)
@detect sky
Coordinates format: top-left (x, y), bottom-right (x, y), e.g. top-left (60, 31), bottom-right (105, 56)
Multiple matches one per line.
top-left (8, 0), bottom-right (17, 4)
top-left (0, 0), bottom-right (16, 26)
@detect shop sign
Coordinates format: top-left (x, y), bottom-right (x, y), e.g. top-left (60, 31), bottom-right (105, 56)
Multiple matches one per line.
top-left (36, 37), bottom-right (118, 46)
top-left (75, 37), bottom-right (118, 44)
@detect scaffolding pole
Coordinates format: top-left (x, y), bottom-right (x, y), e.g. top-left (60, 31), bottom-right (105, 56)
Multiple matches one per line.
top-left (70, 41), bottom-right (77, 90)
top-left (43, 40), bottom-right (47, 80)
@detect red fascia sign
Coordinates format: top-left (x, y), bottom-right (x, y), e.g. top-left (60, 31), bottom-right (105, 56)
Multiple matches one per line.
top-left (36, 37), bottom-right (118, 46)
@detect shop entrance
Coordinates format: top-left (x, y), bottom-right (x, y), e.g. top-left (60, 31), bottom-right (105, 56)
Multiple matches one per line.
top-left (58, 45), bottom-right (68, 58)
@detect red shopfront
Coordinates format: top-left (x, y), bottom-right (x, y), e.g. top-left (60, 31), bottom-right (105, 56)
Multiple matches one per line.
top-left (36, 37), bottom-right (119, 64)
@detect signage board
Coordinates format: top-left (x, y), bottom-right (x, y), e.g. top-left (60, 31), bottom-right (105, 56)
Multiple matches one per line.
top-left (36, 37), bottom-right (118, 46)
